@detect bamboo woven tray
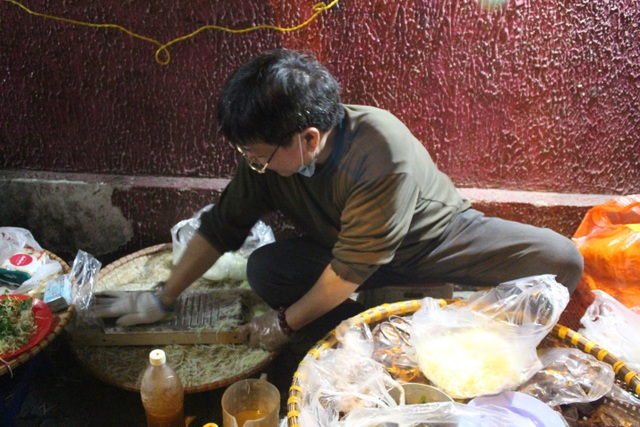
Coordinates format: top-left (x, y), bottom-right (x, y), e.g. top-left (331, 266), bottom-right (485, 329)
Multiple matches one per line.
top-left (68, 243), bottom-right (277, 393)
top-left (287, 299), bottom-right (640, 427)
top-left (1, 250), bottom-right (73, 377)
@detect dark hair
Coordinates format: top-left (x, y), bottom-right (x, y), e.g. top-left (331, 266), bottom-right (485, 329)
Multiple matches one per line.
top-left (217, 49), bottom-right (345, 147)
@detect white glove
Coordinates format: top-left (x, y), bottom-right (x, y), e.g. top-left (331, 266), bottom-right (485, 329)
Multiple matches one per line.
top-left (93, 291), bottom-right (171, 327)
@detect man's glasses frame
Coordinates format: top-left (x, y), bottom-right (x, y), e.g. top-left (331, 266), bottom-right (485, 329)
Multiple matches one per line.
top-left (233, 143), bottom-right (280, 174)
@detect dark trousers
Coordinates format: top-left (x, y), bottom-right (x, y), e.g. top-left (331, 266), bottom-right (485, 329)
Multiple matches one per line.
top-left (246, 209), bottom-right (583, 340)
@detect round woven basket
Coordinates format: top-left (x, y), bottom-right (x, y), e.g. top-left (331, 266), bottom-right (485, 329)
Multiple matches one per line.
top-left (287, 299), bottom-right (640, 427)
top-left (68, 243), bottom-right (277, 393)
top-left (1, 250), bottom-right (74, 377)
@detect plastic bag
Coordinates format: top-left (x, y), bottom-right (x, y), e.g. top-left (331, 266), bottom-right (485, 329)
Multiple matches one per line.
top-left (342, 401), bottom-right (538, 427)
top-left (296, 321), bottom-right (403, 427)
top-left (410, 275), bottom-right (570, 399)
top-left (0, 227), bottom-right (43, 260)
top-left (371, 315), bottom-right (424, 383)
top-left (10, 260), bottom-right (62, 295)
top-left (297, 347), bottom-right (402, 426)
top-left (572, 194), bottom-right (640, 309)
top-left (517, 348), bottom-right (614, 406)
top-left (0, 227), bottom-right (62, 294)
top-left (607, 383), bottom-right (640, 414)
top-left (334, 319), bottom-right (376, 358)
top-left (69, 250), bottom-right (102, 324)
top-left (171, 205), bottom-right (275, 281)
top-left (578, 290), bottom-right (640, 373)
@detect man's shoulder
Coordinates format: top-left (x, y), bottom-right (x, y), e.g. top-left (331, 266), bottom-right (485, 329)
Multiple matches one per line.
top-left (344, 104), bottom-right (398, 120)
top-left (337, 105), bottom-right (424, 178)
top-left (343, 104), bottom-right (411, 143)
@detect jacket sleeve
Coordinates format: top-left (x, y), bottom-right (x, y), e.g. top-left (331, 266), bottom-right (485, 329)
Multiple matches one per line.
top-left (198, 161), bottom-right (273, 253)
top-left (331, 172), bottom-right (419, 284)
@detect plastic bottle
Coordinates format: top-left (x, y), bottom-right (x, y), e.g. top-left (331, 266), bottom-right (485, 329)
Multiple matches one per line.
top-left (140, 349), bottom-right (185, 427)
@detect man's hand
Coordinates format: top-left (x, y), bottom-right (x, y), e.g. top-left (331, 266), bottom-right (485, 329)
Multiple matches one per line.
top-left (237, 310), bottom-right (290, 351)
top-left (93, 291), bottom-right (171, 327)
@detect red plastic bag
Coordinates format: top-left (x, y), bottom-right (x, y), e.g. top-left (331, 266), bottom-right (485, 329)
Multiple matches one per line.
top-left (572, 195), bottom-right (640, 309)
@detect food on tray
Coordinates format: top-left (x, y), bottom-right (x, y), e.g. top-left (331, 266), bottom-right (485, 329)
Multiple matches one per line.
top-left (0, 296), bottom-right (36, 355)
top-left (415, 328), bottom-right (527, 399)
top-left (72, 343), bottom-right (270, 389)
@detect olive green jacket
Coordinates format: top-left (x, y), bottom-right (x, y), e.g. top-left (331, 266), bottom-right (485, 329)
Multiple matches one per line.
top-left (199, 105), bottom-right (470, 284)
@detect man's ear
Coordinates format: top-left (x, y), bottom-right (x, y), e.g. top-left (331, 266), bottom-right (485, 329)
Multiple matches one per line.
top-left (301, 127), bottom-right (321, 151)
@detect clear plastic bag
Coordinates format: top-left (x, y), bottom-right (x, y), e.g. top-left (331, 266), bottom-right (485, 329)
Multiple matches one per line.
top-left (607, 383), bottom-right (640, 413)
top-left (517, 348), bottom-right (614, 406)
top-left (296, 322), bottom-right (403, 427)
top-left (410, 275), bottom-right (570, 399)
top-left (297, 347), bottom-right (402, 426)
top-left (170, 205), bottom-right (275, 281)
top-left (578, 290), bottom-right (640, 373)
top-left (0, 227), bottom-right (62, 294)
top-left (342, 401), bottom-right (538, 427)
top-left (371, 315), bottom-right (423, 383)
top-left (171, 204), bottom-right (210, 265)
top-left (69, 250), bottom-right (102, 324)
top-left (0, 226), bottom-right (43, 258)
top-left (11, 260), bottom-right (62, 295)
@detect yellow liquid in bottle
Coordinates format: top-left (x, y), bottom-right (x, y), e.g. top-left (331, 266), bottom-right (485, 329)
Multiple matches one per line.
top-left (234, 409), bottom-right (266, 427)
top-left (145, 406), bottom-right (184, 427)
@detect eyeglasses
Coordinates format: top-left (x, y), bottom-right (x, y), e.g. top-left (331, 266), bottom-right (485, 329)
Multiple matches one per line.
top-left (233, 143), bottom-right (280, 174)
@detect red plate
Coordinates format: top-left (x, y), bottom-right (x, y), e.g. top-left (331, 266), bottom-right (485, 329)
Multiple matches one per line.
top-left (0, 294), bottom-right (53, 360)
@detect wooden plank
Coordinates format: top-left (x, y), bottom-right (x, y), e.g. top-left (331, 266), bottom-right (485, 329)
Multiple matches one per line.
top-left (69, 328), bottom-right (245, 346)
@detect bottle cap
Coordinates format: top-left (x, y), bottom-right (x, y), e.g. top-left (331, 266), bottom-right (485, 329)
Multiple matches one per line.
top-left (149, 349), bottom-right (166, 365)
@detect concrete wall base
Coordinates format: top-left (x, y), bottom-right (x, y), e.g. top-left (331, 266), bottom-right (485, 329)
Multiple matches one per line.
top-left (0, 170), bottom-right (616, 265)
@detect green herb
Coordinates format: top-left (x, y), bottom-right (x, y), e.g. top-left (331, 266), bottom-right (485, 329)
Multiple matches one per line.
top-left (0, 297), bottom-right (36, 355)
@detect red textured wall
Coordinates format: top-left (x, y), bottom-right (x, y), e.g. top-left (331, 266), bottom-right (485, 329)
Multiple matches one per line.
top-left (1, 0), bottom-right (639, 193)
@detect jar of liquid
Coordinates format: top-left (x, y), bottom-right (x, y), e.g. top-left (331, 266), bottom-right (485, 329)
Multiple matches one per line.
top-left (140, 349), bottom-right (185, 427)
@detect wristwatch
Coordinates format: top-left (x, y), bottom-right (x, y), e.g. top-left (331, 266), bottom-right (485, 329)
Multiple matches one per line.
top-left (152, 281), bottom-right (176, 312)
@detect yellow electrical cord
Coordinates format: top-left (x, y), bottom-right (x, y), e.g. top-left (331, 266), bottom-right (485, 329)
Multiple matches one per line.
top-left (3, 0), bottom-right (340, 65)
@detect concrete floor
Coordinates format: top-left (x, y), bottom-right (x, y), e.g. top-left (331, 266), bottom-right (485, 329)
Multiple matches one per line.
top-left (2, 334), bottom-right (300, 427)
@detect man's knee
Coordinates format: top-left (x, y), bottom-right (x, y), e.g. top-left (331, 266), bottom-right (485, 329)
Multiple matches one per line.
top-left (246, 244), bottom-right (274, 300)
top-left (553, 240), bottom-right (584, 294)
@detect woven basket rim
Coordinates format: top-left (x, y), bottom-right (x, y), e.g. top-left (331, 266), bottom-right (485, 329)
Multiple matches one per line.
top-left (97, 243), bottom-right (171, 280)
top-left (70, 243), bottom-right (278, 393)
top-left (286, 299), bottom-right (640, 427)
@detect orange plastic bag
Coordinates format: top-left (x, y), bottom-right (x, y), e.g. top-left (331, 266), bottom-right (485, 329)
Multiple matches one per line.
top-left (572, 195), bottom-right (640, 309)
top-left (559, 195), bottom-right (640, 329)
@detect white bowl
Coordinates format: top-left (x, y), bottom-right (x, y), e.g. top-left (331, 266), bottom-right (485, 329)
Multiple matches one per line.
top-left (467, 391), bottom-right (565, 427)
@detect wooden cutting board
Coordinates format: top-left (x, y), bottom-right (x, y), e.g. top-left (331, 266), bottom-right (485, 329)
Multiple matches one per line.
top-left (70, 289), bottom-right (247, 346)
top-left (70, 328), bottom-right (245, 345)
